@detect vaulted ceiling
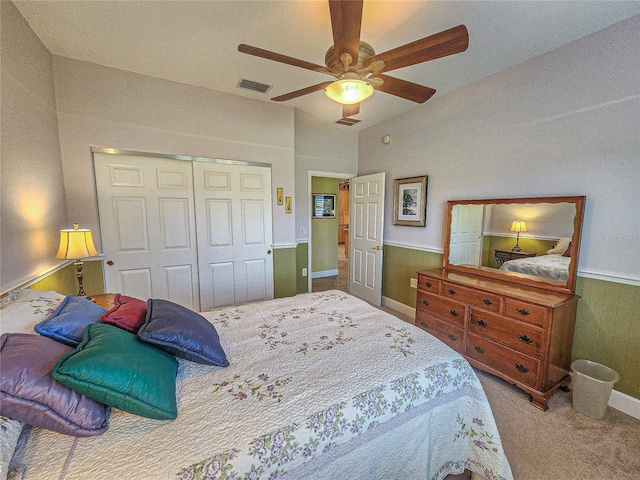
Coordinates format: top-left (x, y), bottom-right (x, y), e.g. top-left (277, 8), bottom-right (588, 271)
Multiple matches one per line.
top-left (14, 0), bottom-right (640, 130)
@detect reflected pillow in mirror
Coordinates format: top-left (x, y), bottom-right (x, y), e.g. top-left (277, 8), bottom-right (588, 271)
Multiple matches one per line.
top-left (546, 237), bottom-right (571, 255)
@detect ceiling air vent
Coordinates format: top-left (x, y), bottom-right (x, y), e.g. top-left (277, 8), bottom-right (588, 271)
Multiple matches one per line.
top-left (335, 118), bottom-right (361, 126)
top-left (237, 78), bottom-right (272, 94)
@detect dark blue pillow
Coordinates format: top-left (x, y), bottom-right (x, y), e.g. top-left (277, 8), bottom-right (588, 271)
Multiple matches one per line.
top-left (35, 295), bottom-right (106, 347)
top-left (137, 299), bottom-right (229, 367)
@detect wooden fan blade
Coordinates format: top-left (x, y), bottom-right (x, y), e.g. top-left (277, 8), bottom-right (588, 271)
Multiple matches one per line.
top-left (271, 82), bottom-right (333, 102)
top-left (329, 0), bottom-right (363, 67)
top-left (375, 74), bottom-right (436, 103)
top-left (366, 25), bottom-right (469, 73)
top-left (238, 44), bottom-right (326, 72)
top-left (342, 103), bottom-right (360, 117)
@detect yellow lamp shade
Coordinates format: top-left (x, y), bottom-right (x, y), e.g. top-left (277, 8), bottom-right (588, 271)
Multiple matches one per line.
top-left (55, 224), bottom-right (99, 260)
top-left (510, 220), bottom-right (528, 233)
top-left (324, 79), bottom-right (374, 105)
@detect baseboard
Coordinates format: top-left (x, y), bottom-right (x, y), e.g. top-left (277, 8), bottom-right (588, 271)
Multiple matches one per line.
top-left (609, 389), bottom-right (640, 420)
top-left (381, 297), bottom-right (640, 420)
top-left (381, 296), bottom-right (416, 322)
top-left (311, 269), bottom-right (339, 279)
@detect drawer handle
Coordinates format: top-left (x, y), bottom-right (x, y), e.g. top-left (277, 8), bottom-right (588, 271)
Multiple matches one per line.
top-left (516, 308), bottom-right (531, 316)
top-left (449, 309), bottom-right (460, 317)
top-left (473, 345), bottom-right (485, 354)
top-left (421, 299), bottom-right (429, 306)
top-left (518, 334), bottom-right (533, 344)
top-left (448, 334), bottom-right (458, 341)
top-left (425, 282), bottom-right (432, 288)
top-left (514, 364), bottom-right (530, 374)
top-left (448, 288), bottom-right (456, 295)
top-left (475, 319), bottom-right (488, 327)
top-left (482, 298), bottom-right (493, 305)
top-left (419, 321), bottom-right (428, 329)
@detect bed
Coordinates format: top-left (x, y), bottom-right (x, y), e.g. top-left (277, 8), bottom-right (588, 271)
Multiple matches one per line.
top-left (2, 288), bottom-right (513, 480)
top-left (499, 254), bottom-right (570, 282)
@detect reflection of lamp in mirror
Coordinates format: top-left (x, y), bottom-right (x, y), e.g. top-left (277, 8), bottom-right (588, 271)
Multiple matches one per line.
top-left (56, 224), bottom-right (99, 298)
top-left (510, 220), bottom-right (527, 252)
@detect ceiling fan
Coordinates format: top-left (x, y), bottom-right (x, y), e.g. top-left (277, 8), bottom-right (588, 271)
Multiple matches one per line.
top-left (238, 0), bottom-right (469, 118)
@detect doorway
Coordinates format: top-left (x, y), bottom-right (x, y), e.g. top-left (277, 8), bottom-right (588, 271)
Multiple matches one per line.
top-left (308, 173), bottom-right (352, 293)
top-left (312, 178), bottom-right (349, 293)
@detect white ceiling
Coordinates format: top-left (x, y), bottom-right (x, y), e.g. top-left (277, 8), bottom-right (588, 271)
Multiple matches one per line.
top-left (13, 0), bottom-right (640, 130)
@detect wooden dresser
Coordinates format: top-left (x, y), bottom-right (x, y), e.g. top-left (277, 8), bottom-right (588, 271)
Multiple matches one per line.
top-left (415, 267), bottom-right (579, 411)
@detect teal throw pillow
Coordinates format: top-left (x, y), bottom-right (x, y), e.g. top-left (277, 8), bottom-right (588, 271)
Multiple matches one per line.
top-left (52, 324), bottom-right (178, 420)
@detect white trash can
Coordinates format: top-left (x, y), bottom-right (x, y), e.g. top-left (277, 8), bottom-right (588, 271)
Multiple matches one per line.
top-left (570, 359), bottom-right (619, 420)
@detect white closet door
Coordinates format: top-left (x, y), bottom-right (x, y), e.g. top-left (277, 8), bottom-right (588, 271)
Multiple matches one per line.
top-left (94, 153), bottom-right (200, 310)
top-left (349, 172), bottom-right (385, 306)
top-left (193, 161), bottom-right (274, 310)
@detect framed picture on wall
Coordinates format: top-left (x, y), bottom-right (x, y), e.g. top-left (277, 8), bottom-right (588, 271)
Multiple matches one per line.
top-left (393, 176), bottom-right (428, 227)
top-left (312, 194), bottom-right (336, 218)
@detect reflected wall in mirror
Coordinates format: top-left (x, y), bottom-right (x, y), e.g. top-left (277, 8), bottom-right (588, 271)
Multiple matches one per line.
top-left (443, 196), bottom-right (585, 293)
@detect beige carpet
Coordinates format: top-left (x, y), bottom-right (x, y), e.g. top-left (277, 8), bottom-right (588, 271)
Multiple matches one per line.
top-left (312, 246), bottom-right (640, 479)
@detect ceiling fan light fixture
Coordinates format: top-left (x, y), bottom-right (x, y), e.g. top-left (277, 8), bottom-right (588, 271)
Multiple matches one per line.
top-left (324, 79), bottom-right (374, 105)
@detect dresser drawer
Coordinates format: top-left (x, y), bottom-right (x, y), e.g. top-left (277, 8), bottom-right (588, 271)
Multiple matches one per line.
top-left (504, 298), bottom-right (547, 327)
top-left (442, 282), bottom-right (501, 313)
top-left (469, 309), bottom-right (543, 357)
top-left (415, 312), bottom-right (465, 353)
top-left (417, 275), bottom-right (441, 293)
top-left (416, 291), bottom-right (465, 328)
top-left (466, 333), bottom-right (540, 387)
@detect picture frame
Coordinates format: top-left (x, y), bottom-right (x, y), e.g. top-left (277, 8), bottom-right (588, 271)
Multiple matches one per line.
top-left (393, 176), bottom-right (428, 227)
top-left (312, 193), bottom-right (336, 218)
top-left (277, 188), bottom-right (284, 205)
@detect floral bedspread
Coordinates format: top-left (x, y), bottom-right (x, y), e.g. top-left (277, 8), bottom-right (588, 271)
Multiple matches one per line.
top-left (500, 253), bottom-right (569, 281)
top-left (10, 291), bottom-right (512, 480)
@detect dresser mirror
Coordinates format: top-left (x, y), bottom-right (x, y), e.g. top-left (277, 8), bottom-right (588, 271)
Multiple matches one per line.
top-left (443, 196), bottom-right (586, 293)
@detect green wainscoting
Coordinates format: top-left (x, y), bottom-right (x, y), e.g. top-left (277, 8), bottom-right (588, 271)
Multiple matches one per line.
top-left (381, 243), bottom-right (639, 400)
top-left (573, 277), bottom-right (640, 399)
top-left (30, 260), bottom-right (105, 297)
top-left (296, 242), bottom-right (309, 294)
top-left (273, 247), bottom-right (297, 298)
top-left (382, 244), bottom-right (443, 308)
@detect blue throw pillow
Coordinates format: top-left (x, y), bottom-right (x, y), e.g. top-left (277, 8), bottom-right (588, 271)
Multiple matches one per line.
top-left (35, 295), bottom-right (106, 347)
top-left (138, 299), bottom-right (229, 367)
top-left (0, 333), bottom-right (108, 437)
top-left (52, 324), bottom-right (178, 420)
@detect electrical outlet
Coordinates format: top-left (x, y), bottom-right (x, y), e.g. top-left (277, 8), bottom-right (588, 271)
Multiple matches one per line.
top-left (302, 268), bottom-right (308, 277)
top-left (299, 228), bottom-right (307, 236)
top-left (410, 278), bottom-right (417, 288)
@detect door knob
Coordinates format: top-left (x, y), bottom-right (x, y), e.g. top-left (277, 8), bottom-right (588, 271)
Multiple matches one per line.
top-left (372, 245), bottom-right (382, 251)
top-left (267, 249), bottom-right (272, 255)
top-left (106, 260), bottom-right (114, 266)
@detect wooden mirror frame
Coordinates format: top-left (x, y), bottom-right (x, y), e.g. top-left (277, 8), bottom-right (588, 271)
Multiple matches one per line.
top-left (443, 196), bottom-right (586, 294)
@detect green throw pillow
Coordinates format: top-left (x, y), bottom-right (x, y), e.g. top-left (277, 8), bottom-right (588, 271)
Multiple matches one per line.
top-left (52, 324), bottom-right (178, 420)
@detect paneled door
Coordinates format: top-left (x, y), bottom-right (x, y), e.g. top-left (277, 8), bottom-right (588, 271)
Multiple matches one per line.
top-left (94, 153), bottom-right (200, 310)
top-left (193, 161), bottom-right (274, 311)
top-left (349, 172), bottom-right (385, 305)
top-left (449, 204), bottom-right (483, 266)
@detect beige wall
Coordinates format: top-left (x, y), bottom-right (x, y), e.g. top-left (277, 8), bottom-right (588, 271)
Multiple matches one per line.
top-left (0, 1), bottom-right (68, 291)
top-left (359, 16), bottom-right (640, 282)
top-left (52, 56), bottom-right (297, 251)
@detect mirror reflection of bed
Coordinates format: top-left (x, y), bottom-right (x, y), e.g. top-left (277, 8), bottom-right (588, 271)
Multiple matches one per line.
top-left (445, 196), bottom-right (585, 294)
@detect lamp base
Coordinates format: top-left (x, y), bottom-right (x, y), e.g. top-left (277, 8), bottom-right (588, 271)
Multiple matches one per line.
top-left (74, 260), bottom-right (87, 298)
top-left (511, 246), bottom-right (522, 252)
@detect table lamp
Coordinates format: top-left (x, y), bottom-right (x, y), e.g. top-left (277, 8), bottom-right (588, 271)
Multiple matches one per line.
top-left (55, 224), bottom-right (99, 297)
top-left (510, 220), bottom-right (527, 252)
